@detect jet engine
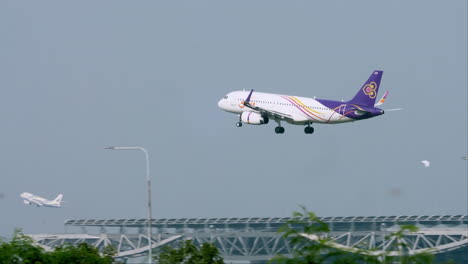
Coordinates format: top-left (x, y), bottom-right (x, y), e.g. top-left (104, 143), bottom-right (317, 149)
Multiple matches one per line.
top-left (241, 112), bottom-right (269, 125)
top-left (23, 200), bottom-right (30, 205)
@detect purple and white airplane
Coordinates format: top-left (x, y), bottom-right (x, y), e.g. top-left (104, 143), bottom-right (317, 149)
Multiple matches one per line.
top-left (218, 70), bottom-right (395, 134)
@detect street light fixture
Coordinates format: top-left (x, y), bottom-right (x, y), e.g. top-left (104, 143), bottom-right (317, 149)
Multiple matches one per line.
top-left (105, 146), bottom-right (153, 264)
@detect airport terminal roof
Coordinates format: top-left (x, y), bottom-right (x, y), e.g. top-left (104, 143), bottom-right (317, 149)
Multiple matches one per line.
top-left (65, 215), bottom-right (468, 227)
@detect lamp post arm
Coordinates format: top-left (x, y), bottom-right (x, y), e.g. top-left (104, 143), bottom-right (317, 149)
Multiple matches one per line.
top-left (105, 146), bottom-right (153, 264)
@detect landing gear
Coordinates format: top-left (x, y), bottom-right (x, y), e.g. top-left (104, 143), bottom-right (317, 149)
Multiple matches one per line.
top-left (304, 126), bottom-right (314, 134)
top-left (236, 114), bottom-right (242, 127)
top-left (275, 126), bottom-right (285, 134)
top-left (274, 120), bottom-right (285, 134)
top-left (304, 123), bottom-right (314, 134)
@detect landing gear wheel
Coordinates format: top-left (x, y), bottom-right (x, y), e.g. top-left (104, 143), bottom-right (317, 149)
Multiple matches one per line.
top-left (236, 122), bottom-right (242, 127)
top-left (304, 127), bottom-right (314, 134)
top-left (275, 127), bottom-right (285, 134)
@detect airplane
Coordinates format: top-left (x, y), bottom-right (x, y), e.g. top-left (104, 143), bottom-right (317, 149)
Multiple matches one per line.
top-left (218, 70), bottom-right (394, 134)
top-left (20, 192), bottom-right (63, 208)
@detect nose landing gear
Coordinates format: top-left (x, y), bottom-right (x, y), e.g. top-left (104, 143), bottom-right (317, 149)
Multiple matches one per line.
top-left (236, 114), bottom-right (242, 127)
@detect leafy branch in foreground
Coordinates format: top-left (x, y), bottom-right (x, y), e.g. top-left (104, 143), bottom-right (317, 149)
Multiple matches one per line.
top-left (270, 206), bottom-right (445, 264)
top-left (154, 239), bottom-right (224, 264)
top-left (0, 229), bottom-right (118, 264)
top-left (0, 229), bottom-right (47, 264)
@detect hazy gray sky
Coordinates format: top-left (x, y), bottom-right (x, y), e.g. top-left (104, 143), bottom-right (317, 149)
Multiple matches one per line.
top-left (0, 1), bottom-right (466, 237)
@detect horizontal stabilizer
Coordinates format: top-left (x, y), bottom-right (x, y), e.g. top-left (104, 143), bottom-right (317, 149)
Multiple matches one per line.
top-left (384, 108), bottom-right (403, 112)
top-left (375, 90), bottom-right (389, 106)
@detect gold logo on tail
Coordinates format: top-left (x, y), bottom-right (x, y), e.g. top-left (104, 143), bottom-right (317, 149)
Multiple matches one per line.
top-left (362, 82), bottom-right (377, 99)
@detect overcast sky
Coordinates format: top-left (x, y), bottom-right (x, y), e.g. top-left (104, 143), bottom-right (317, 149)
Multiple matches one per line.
top-left (0, 0), bottom-right (466, 237)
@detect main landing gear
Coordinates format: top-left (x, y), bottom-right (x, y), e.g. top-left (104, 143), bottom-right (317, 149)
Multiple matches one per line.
top-left (274, 120), bottom-right (285, 134)
top-left (275, 126), bottom-right (285, 134)
top-left (304, 123), bottom-right (314, 134)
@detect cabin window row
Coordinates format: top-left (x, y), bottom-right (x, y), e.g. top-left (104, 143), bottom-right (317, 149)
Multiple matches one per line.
top-left (236, 98), bottom-right (327, 110)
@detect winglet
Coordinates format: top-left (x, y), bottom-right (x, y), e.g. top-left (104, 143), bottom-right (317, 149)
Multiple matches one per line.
top-left (375, 90), bottom-right (389, 107)
top-left (245, 89), bottom-right (254, 103)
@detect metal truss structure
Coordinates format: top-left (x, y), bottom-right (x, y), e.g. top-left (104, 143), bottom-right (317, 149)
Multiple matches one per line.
top-left (29, 215), bottom-right (468, 262)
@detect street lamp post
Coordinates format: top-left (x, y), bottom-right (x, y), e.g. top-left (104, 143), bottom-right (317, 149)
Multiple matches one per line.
top-left (105, 146), bottom-right (153, 264)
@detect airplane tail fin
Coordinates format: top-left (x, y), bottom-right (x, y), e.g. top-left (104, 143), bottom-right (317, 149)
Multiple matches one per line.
top-left (53, 194), bottom-right (63, 205)
top-left (348, 70), bottom-right (383, 107)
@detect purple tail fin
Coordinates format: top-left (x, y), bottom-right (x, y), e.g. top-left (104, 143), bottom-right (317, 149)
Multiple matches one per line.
top-left (348, 70), bottom-right (383, 107)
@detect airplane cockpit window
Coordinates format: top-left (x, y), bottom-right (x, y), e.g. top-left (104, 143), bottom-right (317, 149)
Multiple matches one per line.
top-left (224, 96), bottom-right (228, 99)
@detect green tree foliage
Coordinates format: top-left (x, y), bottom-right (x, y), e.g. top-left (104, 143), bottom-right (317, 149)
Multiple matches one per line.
top-left (46, 243), bottom-right (114, 264)
top-left (0, 229), bottom-right (48, 264)
top-left (270, 207), bottom-right (444, 264)
top-left (0, 229), bottom-right (116, 264)
top-left (155, 239), bottom-right (224, 264)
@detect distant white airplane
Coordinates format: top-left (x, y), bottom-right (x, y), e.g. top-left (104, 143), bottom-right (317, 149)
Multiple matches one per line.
top-left (218, 70), bottom-right (401, 134)
top-left (420, 160), bottom-right (431, 168)
top-left (20, 192), bottom-right (63, 208)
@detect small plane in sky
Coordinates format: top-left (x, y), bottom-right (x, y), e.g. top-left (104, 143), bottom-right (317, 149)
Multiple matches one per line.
top-left (20, 192), bottom-right (63, 208)
top-left (218, 70), bottom-right (397, 134)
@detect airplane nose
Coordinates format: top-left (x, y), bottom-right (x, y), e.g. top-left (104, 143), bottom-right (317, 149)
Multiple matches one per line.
top-left (217, 99), bottom-right (224, 109)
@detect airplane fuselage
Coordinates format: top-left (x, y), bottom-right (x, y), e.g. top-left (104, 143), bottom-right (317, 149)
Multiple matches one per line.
top-left (218, 91), bottom-right (384, 125)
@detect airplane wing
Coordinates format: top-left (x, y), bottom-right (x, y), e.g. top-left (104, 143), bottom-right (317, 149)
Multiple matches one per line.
top-left (30, 199), bottom-right (43, 207)
top-left (243, 89), bottom-right (295, 122)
